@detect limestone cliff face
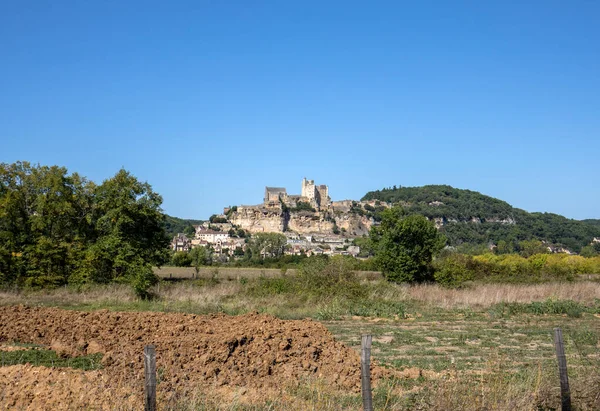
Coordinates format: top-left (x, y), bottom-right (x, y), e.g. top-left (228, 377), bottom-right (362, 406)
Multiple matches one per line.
top-left (431, 216), bottom-right (516, 229)
top-left (228, 206), bottom-right (375, 236)
top-left (229, 207), bottom-right (284, 233)
top-left (334, 214), bottom-right (373, 236)
top-left (287, 213), bottom-right (335, 234)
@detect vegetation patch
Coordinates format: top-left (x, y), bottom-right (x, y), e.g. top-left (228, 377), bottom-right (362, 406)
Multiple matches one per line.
top-left (0, 345), bottom-right (103, 371)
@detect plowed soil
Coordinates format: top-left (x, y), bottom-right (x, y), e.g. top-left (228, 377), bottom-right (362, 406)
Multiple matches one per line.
top-left (0, 306), bottom-right (391, 409)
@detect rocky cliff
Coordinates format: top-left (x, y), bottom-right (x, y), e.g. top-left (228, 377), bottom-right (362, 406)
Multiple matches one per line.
top-left (229, 206), bottom-right (285, 233)
top-left (228, 205), bottom-right (375, 236)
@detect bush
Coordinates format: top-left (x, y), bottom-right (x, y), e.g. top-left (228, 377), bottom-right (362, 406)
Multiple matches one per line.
top-left (296, 255), bottom-right (363, 296)
top-left (247, 276), bottom-right (295, 297)
top-left (489, 298), bottom-right (599, 318)
top-left (433, 254), bottom-right (475, 288)
top-left (172, 251), bottom-right (192, 267)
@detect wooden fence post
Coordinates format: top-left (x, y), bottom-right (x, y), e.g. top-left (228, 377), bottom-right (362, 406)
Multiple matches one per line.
top-left (553, 328), bottom-right (571, 411)
top-left (361, 335), bottom-right (373, 411)
top-left (144, 345), bottom-right (157, 411)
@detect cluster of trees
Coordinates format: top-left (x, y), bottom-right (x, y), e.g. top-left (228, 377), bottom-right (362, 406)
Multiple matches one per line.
top-left (164, 215), bottom-right (201, 238)
top-left (362, 185), bottom-right (600, 252)
top-left (0, 162), bottom-right (169, 297)
top-left (170, 232), bottom-right (288, 269)
top-left (173, 233), bottom-right (285, 266)
top-left (209, 214), bottom-right (228, 224)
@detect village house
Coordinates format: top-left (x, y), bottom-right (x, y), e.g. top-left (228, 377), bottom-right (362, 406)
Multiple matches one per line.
top-left (194, 229), bottom-right (230, 244)
top-left (171, 233), bottom-right (191, 252)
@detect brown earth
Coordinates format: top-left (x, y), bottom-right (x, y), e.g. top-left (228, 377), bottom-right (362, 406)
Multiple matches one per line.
top-left (0, 306), bottom-right (392, 409)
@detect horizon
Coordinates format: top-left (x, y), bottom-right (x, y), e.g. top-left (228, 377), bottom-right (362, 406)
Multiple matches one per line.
top-left (1, 1), bottom-right (598, 220)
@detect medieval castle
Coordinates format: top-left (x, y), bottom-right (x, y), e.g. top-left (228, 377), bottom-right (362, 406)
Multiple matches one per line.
top-left (263, 178), bottom-right (331, 210)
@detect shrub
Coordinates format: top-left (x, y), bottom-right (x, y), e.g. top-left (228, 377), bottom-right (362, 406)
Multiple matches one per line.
top-left (433, 254), bottom-right (475, 288)
top-left (297, 255), bottom-right (364, 298)
top-left (172, 251), bottom-right (192, 267)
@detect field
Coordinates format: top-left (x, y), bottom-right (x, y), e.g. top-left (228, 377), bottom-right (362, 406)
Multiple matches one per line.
top-left (154, 266), bottom-right (382, 280)
top-left (1, 275), bottom-right (600, 410)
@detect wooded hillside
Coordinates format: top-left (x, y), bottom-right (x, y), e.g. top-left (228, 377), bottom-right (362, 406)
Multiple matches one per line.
top-left (362, 185), bottom-right (600, 252)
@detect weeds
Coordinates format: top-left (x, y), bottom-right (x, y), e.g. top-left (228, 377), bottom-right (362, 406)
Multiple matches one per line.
top-left (489, 298), bottom-right (600, 318)
top-left (0, 347), bottom-right (103, 370)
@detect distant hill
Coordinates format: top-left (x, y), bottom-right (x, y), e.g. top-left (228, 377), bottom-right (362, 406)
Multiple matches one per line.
top-left (362, 185), bottom-right (600, 252)
top-left (583, 219), bottom-right (600, 228)
top-left (164, 215), bottom-right (203, 238)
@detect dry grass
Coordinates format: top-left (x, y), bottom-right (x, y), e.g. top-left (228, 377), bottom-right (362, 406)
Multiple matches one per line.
top-left (154, 266), bottom-right (382, 280)
top-left (0, 284), bottom-right (137, 307)
top-left (154, 266), bottom-right (295, 280)
top-left (2, 280), bottom-right (599, 315)
top-left (407, 281), bottom-right (600, 309)
top-left (159, 281), bottom-right (242, 305)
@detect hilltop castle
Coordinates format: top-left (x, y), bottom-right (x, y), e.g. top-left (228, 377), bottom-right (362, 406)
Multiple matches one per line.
top-left (264, 178), bottom-right (331, 211)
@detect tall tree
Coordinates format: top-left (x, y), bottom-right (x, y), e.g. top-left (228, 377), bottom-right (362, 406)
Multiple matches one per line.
top-left (370, 206), bottom-right (445, 283)
top-left (0, 162), bottom-right (94, 286)
top-left (189, 246), bottom-right (209, 277)
top-left (74, 169), bottom-right (169, 296)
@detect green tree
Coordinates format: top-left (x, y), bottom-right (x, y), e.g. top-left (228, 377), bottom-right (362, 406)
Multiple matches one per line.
top-left (74, 169), bottom-right (169, 297)
top-left (249, 233), bottom-right (287, 261)
top-left (172, 251), bottom-right (192, 267)
top-left (189, 246), bottom-right (209, 277)
top-left (580, 245), bottom-right (598, 258)
top-left (495, 240), bottom-right (515, 255)
top-left (517, 240), bottom-right (548, 258)
top-left (370, 207), bottom-right (445, 283)
top-left (0, 162), bottom-right (95, 286)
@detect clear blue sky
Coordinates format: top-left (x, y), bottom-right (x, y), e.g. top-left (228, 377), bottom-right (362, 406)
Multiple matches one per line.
top-left (1, 1), bottom-right (598, 220)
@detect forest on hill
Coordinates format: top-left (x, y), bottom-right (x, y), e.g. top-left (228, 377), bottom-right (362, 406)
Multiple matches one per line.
top-left (362, 185), bottom-right (600, 252)
top-left (164, 215), bottom-right (203, 238)
top-left (583, 219), bottom-right (600, 228)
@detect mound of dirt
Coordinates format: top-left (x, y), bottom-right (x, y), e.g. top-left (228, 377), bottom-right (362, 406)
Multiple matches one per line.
top-left (0, 306), bottom-right (391, 408)
top-left (0, 364), bottom-right (138, 410)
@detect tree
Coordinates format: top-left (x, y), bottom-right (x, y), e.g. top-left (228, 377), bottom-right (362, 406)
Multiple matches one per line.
top-left (172, 251), bottom-right (192, 267)
top-left (370, 206), bottom-right (445, 283)
top-left (248, 233), bottom-right (287, 260)
top-left (517, 240), bottom-right (548, 258)
top-left (189, 246), bottom-right (209, 277)
top-left (580, 245), bottom-right (598, 258)
top-left (0, 162), bottom-right (95, 286)
top-left (75, 169), bottom-right (169, 297)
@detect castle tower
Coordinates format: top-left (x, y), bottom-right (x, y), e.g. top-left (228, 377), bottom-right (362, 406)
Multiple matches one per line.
top-left (316, 184), bottom-right (330, 208)
top-left (301, 177), bottom-right (316, 204)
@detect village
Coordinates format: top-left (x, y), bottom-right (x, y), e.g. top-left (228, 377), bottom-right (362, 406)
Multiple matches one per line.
top-left (170, 178), bottom-right (370, 260)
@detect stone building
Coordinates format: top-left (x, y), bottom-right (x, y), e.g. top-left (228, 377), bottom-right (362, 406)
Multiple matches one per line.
top-left (264, 187), bottom-right (288, 207)
top-left (262, 178), bottom-right (330, 210)
top-left (171, 233), bottom-right (191, 252)
top-left (193, 227), bottom-right (231, 244)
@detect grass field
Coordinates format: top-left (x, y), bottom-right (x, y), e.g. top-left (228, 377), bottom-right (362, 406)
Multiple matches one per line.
top-left (154, 265), bottom-right (382, 280)
top-left (2, 277), bottom-right (600, 409)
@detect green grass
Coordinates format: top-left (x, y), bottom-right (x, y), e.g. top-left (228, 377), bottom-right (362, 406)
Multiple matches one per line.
top-left (0, 346), bottom-right (103, 370)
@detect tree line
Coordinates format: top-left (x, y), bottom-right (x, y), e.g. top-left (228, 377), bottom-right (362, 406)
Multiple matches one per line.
top-left (0, 162), bottom-right (169, 297)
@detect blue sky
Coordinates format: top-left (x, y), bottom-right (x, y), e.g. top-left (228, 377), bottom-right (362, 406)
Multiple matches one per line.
top-left (1, 1), bottom-right (598, 220)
